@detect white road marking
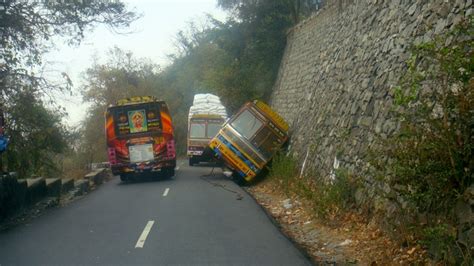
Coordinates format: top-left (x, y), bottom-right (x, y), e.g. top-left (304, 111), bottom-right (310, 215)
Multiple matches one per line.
top-left (163, 188), bottom-right (170, 197)
top-left (175, 166), bottom-right (180, 171)
top-left (135, 220), bottom-right (155, 248)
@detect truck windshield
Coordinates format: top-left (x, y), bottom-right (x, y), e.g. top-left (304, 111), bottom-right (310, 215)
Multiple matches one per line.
top-left (207, 123), bottom-right (221, 138)
top-left (231, 109), bottom-right (263, 140)
top-left (190, 123), bottom-right (206, 138)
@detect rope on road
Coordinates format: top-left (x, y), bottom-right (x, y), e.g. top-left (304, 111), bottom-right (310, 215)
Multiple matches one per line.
top-left (200, 167), bottom-right (243, 200)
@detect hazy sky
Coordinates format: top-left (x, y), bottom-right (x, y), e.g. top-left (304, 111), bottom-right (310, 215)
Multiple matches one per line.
top-left (44, 0), bottom-right (227, 127)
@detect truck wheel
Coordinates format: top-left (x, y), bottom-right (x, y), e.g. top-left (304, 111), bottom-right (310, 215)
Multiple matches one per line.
top-left (189, 157), bottom-right (194, 166)
top-left (231, 172), bottom-right (246, 186)
top-left (120, 174), bottom-right (129, 182)
top-left (163, 167), bottom-right (175, 179)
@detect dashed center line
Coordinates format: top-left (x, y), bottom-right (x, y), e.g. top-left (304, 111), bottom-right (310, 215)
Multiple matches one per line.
top-left (163, 188), bottom-right (170, 197)
top-left (135, 220), bottom-right (155, 248)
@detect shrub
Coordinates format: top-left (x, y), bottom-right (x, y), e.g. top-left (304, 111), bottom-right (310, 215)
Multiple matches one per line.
top-left (268, 152), bottom-right (298, 194)
top-left (419, 224), bottom-right (460, 263)
top-left (375, 17), bottom-right (473, 262)
top-left (269, 153), bottom-right (359, 218)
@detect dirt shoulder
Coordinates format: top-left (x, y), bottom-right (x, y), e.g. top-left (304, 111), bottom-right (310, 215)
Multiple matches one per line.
top-left (246, 178), bottom-right (428, 265)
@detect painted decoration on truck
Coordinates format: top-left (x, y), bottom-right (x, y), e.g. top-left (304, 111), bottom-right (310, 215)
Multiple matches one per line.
top-left (146, 110), bottom-right (161, 132)
top-left (128, 110), bottom-right (147, 133)
top-left (160, 110), bottom-right (173, 135)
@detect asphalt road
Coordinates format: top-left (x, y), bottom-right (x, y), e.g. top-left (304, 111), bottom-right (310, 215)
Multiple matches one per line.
top-left (0, 160), bottom-right (311, 265)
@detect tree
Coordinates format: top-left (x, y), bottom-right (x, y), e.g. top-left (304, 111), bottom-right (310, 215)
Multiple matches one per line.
top-left (0, 0), bottom-right (138, 175)
top-left (3, 89), bottom-right (68, 177)
top-left (210, 0), bottom-right (321, 104)
top-left (161, 1), bottom-right (313, 112)
top-left (217, 0), bottom-right (320, 24)
top-left (82, 47), bottom-right (158, 107)
top-left (1, 0), bottom-right (139, 94)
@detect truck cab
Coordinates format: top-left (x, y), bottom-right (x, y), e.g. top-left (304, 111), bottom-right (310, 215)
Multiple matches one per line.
top-left (187, 114), bottom-right (225, 166)
top-left (209, 100), bottom-right (289, 183)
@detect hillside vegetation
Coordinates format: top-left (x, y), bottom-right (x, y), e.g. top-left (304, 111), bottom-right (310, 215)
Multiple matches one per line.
top-left (2, 1), bottom-right (471, 263)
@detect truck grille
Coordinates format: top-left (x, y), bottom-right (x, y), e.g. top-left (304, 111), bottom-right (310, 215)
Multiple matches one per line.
top-left (221, 126), bottom-right (265, 167)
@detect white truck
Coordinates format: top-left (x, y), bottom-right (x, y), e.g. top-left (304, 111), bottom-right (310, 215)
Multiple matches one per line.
top-left (187, 94), bottom-right (227, 166)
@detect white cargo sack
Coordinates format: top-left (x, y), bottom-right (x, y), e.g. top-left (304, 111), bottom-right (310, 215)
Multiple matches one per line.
top-left (192, 93), bottom-right (222, 106)
top-left (188, 93), bottom-right (228, 122)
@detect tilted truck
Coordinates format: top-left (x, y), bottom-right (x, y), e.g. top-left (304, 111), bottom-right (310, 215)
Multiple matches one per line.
top-left (209, 100), bottom-right (289, 183)
top-left (187, 94), bottom-right (227, 166)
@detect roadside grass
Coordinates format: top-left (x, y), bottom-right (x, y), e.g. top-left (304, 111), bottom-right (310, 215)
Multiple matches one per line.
top-left (249, 153), bottom-right (423, 263)
top-left (267, 152), bottom-right (471, 264)
top-left (268, 153), bottom-right (358, 220)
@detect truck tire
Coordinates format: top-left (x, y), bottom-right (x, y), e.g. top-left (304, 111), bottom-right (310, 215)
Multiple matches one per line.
top-left (168, 168), bottom-right (175, 178)
top-left (120, 174), bottom-right (129, 182)
top-left (163, 167), bottom-right (175, 179)
top-left (231, 172), bottom-right (247, 186)
top-left (189, 157), bottom-right (194, 166)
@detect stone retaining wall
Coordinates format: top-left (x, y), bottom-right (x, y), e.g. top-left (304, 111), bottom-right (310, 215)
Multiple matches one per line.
top-left (270, 1), bottom-right (473, 236)
top-left (271, 0), bottom-right (471, 179)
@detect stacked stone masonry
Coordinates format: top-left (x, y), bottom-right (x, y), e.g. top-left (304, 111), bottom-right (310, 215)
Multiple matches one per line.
top-left (271, 0), bottom-right (472, 179)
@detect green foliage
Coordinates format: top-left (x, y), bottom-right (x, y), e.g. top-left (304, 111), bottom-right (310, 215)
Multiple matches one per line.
top-left (1, 0), bottom-right (138, 79)
top-left (0, 1), bottom-right (137, 176)
top-left (217, 0), bottom-right (320, 24)
top-left (393, 55), bottom-right (423, 106)
top-left (1, 89), bottom-right (68, 178)
top-left (419, 224), bottom-right (462, 264)
top-left (214, 1), bottom-right (294, 106)
top-left (383, 18), bottom-right (473, 214)
top-left (311, 169), bottom-right (358, 218)
top-left (374, 17), bottom-right (473, 263)
top-left (162, 1), bottom-right (320, 113)
top-left (268, 152), bottom-right (299, 194)
top-left (269, 153), bottom-right (358, 219)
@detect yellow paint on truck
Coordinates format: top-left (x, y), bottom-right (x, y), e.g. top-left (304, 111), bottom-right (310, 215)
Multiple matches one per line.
top-left (209, 100), bottom-right (288, 182)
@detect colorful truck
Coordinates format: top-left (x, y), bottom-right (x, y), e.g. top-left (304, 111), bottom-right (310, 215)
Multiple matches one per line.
top-left (105, 96), bottom-right (176, 181)
top-left (187, 94), bottom-right (227, 166)
top-left (209, 100), bottom-right (289, 183)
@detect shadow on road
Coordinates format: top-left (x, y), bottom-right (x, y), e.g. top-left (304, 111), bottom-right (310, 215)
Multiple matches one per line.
top-left (116, 172), bottom-right (174, 185)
